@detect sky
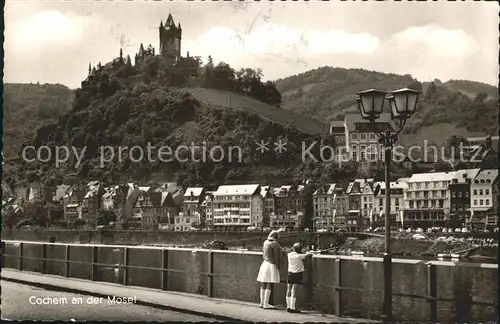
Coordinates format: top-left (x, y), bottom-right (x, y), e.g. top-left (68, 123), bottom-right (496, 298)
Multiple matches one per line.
top-left (4, 0), bottom-right (499, 89)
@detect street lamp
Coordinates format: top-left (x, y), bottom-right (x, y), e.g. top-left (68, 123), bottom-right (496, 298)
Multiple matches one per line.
top-left (356, 87), bottom-right (420, 321)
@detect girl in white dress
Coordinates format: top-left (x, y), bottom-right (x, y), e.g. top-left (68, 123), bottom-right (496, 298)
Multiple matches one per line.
top-left (256, 230), bottom-right (283, 309)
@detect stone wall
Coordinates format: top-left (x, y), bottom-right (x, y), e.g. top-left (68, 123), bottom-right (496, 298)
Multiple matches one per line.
top-left (0, 230), bottom-right (347, 249)
top-left (2, 240), bottom-right (497, 322)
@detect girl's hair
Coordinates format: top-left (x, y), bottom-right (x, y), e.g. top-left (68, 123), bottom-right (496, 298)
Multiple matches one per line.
top-left (267, 230), bottom-right (279, 240)
top-left (292, 242), bottom-right (302, 253)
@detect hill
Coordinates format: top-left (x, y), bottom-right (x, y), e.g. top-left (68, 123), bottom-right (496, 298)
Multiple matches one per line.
top-left (179, 87), bottom-right (327, 135)
top-left (3, 83), bottom-right (73, 158)
top-left (441, 79), bottom-right (498, 100)
top-left (275, 67), bottom-right (498, 144)
top-left (3, 56), bottom-right (359, 189)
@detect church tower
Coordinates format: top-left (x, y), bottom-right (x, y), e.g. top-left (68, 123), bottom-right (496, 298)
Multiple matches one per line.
top-left (159, 14), bottom-right (182, 63)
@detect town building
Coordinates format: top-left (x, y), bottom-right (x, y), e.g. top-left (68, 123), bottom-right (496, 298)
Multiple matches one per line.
top-left (331, 113), bottom-right (394, 162)
top-left (447, 169), bottom-right (481, 228)
top-left (212, 184), bottom-right (263, 231)
top-left (469, 169), bottom-right (498, 230)
top-left (373, 179), bottom-right (408, 227)
top-left (63, 186), bottom-right (86, 223)
top-left (101, 184), bottom-right (131, 224)
top-left (403, 171), bottom-right (456, 227)
top-left (131, 183), bottom-right (182, 229)
top-left (260, 186), bottom-right (275, 228)
top-left (81, 181), bottom-right (104, 226)
top-left (202, 191), bottom-right (215, 230)
top-left (313, 183), bottom-right (349, 230)
top-left (345, 178), bottom-right (375, 230)
top-left (175, 187), bottom-right (205, 231)
top-left (272, 185), bottom-right (305, 229)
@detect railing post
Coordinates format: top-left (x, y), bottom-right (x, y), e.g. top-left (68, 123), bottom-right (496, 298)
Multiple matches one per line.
top-left (161, 249), bottom-right (169, 290)
top-left (91, 246), bottom-right (98, 281)
top-left (19, 242), bottom-right (24, 271)
top-left (427, 263), bottom-right (438, 322)
top-left (65, 245), bottom-right (71, 277)
top-left (1, 241), bottom-right (6, 268)
top-left (122, 247), bottom-right (129, 285)
top-left (334, 258), bottom-right (342, 316)
top-left (41, 243), bottom-right (47, 274)
top-left (207, 251), bottom-right (214, 298)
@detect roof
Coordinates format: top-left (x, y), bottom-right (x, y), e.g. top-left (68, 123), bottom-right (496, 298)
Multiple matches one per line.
top-left (450, 169), bottom-right (481, 183)
top-left (260, 186), bottom-right (273, 198)
top-left (408, 171), bottom-right (457, 183)
top-left (274, 185), bottom-right (304, 197)
top-left (184, 187), bottom-right (204, 197)
top-left (214, 184), bottom-right (260, 196)
top-left (377, 181), bottom-right (407, 190)
top-left (345, 113), bottom-right (393, 132)
top-left (474, 169), bottom-right (498, 180)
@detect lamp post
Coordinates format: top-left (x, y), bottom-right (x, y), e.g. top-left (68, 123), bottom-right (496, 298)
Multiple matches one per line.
top-left (356, 88), bottom-right (420, 321)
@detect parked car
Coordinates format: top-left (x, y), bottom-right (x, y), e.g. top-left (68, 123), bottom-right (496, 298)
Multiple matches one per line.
top-left (317, 228), bottom-right (329, 233)
top-left (412, 234), bottom-right (426, 240)
top-left (247, 226), bottom-right (257, 232)
top-left (416, 228), bottom-right (424, 233)
top-left (203, 240), bottom-right (228, 250)
top-left (158, 223), bottom-right (172, 231)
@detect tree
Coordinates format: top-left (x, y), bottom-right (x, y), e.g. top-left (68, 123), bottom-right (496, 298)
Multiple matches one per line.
top-left (474, 92), bottom-right (488, 103)
top-left (97, 208), bottom-right (117, 226)
top-left (212, 62), bottom-right (236, 90)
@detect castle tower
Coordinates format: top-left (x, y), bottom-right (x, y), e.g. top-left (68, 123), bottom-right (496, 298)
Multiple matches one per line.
top-left (159, 14), bottom-right (182, 63)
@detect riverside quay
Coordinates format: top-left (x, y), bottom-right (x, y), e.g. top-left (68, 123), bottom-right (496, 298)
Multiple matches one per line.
top-left (1, 240), bottom-right (497, 322)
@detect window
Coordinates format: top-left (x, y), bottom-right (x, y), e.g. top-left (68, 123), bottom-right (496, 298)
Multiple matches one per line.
top-left (486, 199), bottom-right (490, 205)
top-left (479, 189), bottom-right (483, 195)
top-left (486, 189), bottom-right (490, 195)
top-left (452, 192), bottom-right (456, 198)
top-left (474, 199), bottom-right (477, 206)
top-left (360, 133), bottom-right (367, 140)
top-left (351, 133), bottom-right (358, 140)
top-left (369, 133), bottom-right (376, 140)
top-left (465, 192), bottom-right (469, 197)
top-left (363, 197), bottom-right (367, 202)
top-left (480, 200), bottom-right (484, 205)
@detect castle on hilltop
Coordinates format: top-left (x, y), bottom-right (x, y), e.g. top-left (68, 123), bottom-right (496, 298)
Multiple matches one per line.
top-left (135, 13), bottom-right (183, 66)
top-left (85, 13), bottom-right (186, 82)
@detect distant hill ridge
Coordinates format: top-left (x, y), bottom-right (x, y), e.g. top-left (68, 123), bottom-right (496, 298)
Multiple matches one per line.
top-left (275, 66), bottom-right (498, 143)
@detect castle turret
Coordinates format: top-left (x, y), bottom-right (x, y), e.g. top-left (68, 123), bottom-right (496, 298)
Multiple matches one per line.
top-left (159, 13), bottom-right (182, 63)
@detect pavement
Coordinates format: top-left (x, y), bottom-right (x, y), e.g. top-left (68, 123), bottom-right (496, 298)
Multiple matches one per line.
top-left (1, 280), bottom-right (217, 322)
top-left (2, 269), bottom-right (377, 323)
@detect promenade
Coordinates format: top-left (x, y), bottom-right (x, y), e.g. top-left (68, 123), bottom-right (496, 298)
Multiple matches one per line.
top-left (2, 269), bottom-right (374, 323)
